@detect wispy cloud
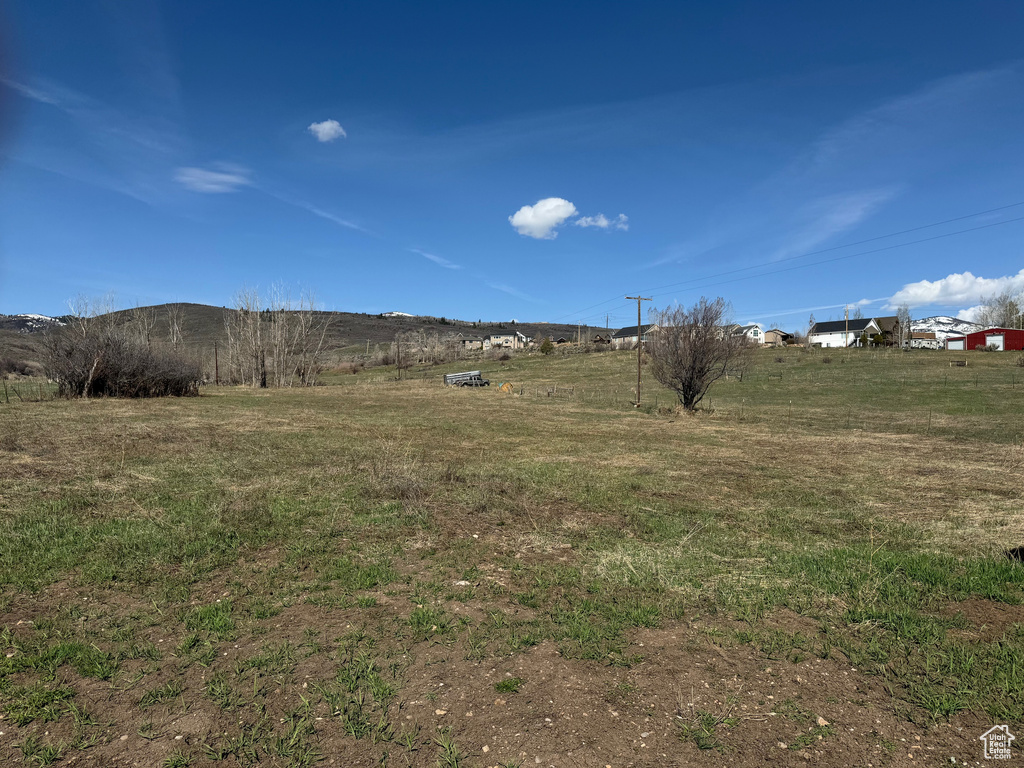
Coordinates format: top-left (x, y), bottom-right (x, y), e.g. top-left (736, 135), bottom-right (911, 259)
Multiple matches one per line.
top-left (1, 77), bottom-right (63, 106)
top-left (806, 68), bottom-right (1015, 172)
top-left (575, 213), bottom-right (629, 231)
top-left (4, 75), bottom-right (184, 201)
top-left (255, 188), bottom-right (372, 234)
top-left (738, 297), bottom-right (887, 321)
top-left (300, 203), bottom-right (367, 232)
top-left (175, 164), bottom-right (252, 193)
top-left (308, 119), bottom-right (347, 142)
top-left (410, 248), bottom-right (460, 270)
top-left (486, 282), bottom-right (542, 304)
top-left (769, 188), bottom-right (897, 261)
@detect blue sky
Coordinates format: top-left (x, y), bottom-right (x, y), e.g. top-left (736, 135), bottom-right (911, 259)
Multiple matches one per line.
top-left (1, 1), bottom-right (1023, 330)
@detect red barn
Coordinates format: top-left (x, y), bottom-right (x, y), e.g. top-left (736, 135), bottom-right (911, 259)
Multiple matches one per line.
top-left (946, 327), bottom-right (1024, 351)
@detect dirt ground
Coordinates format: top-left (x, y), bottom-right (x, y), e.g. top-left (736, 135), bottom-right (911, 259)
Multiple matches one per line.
top-left (1, 589), bottom-right (1013, 768)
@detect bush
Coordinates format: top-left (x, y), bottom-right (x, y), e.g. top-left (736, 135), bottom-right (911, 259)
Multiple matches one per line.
top-left (44, 325), bottom-right (202, 398)
top-left (0, 357), bottom-right (44, 377)
top-left (539, 338), bottom-right (554, 355)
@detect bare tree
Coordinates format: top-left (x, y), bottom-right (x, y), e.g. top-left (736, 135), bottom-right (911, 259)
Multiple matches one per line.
top-left (166, 303), bottom-right (185, 348)
top-left (224, 288), bottom-right (264, 386)
top-left (647, 297), bottom-right (751, 411)
top-left (66, 293), bottom-right (115, 340)
top-left (896, 303), bottom-right (912, 348)
top-left (129, 304), bottom-right (159, 349)
top-left (223, 286), bottom-right (333, 387)
top-left (974, 289), bottom-right (1023, 329)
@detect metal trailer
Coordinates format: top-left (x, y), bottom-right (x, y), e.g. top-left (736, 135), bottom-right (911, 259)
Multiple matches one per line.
top-left (443, 370), bottom-right (490, 387)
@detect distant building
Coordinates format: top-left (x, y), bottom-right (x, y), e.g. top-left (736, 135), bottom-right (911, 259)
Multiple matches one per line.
top-left (946, 327), bottom-right (1024, 351)
top-left (456, 335), bottom-right (485, 351)
top-left (486, 331), bottom-right (530, 350)
top-left (611, 324), bottom-right (659, 350)
top-left (763, 328), bottom-right (793, 347)
top-left (909, 332), bottom-right (941, 350)
top-left (733, 323), bottom-right (763, 343)
top-left (809, 318), bottom-right (879, 347)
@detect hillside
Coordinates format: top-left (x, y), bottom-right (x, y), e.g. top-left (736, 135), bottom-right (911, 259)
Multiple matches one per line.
top-left (0, 303), bottom-right (608, 370)
top-left (911, 315), bottom-right (982, 342)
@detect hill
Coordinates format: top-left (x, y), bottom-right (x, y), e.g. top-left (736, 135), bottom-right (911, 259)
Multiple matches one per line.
top-left (0, 303), bottom-right (608, 371)
top-left (911, 315), bottom-right (982, 342)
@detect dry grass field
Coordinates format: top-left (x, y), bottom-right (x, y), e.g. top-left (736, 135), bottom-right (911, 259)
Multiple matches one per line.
top-left (0, 346), bottom-right (1022, 767)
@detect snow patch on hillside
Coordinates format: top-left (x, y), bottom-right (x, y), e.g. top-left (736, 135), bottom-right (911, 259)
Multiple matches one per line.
top-left (911, 316), bottom-right (981, 342)
top-left (0, 313), bottom-right (65, 333)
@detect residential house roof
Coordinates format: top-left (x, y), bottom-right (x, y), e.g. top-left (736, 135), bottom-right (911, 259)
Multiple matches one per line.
top-left (612, 324), bottom-right (657, 339)
top-left (874, 316), bottom-right (899, 334)
top-left (810, 318), bottom-right (876, 334)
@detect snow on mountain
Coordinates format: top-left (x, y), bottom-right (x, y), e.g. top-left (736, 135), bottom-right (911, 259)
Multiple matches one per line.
top-left (0, 314), bottom-right (65, 333)
top-left (381, 311), bottom-right (413, 318)
top-left (911, 316), bottom-right (981, 342)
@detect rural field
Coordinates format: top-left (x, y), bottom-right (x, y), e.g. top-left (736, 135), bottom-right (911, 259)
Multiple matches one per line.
top-left (0, 346), bottom-right (1022, 767)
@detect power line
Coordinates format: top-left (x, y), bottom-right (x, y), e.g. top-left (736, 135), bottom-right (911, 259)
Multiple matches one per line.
top-left (548, 199), bottom-right (1024, 323)
top-left (642, 214), bottom-right (1024, 302)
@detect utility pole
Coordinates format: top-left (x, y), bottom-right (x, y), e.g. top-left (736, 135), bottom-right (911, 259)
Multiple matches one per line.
top-left (214, 341), bottom-right (219, 386)
top-left (845, 305), bottom-right (849, 348)
top-left (626, 295), bottom-right (652, 406)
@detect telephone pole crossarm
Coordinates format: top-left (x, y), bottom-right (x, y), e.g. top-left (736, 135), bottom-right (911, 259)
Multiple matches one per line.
top-left (626, 295), bottom-right (653, 406)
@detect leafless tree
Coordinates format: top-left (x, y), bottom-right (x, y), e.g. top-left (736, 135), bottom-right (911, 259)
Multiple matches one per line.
top-left (974, 289), bottom-right (1023, 329)
top-left (647, 297), bottom-right (751, 411)
top-left (896, 304), bottom-right (912, 348)
top-left (223, 286), bottom-right (332, 387)
top-left (129, 304), bottom-right (159, 349)
top-left (66, 293), bottom-right (115, 340)
top-left (166, 303), bottom-right (185, 348)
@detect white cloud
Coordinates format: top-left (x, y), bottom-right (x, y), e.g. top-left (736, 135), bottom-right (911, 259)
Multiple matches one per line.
top-left (508, 197), bottom-right (578, 239)
top-left (308, 119), bottom-right (347, 142)
top-left (175, 164), bottom-right (251, 193)
top-left (575, 213), bottom-right (629, 231)
top-left (410, 248), bottom-right (460, 270)
top-left (887, 268), bottom-right (1024, 309)
top-left (956, 305), bottom-right (986, 322)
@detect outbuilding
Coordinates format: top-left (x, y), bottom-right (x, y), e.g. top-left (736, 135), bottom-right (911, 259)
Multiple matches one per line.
top-left (946, 327), bottom-right (1024, 351)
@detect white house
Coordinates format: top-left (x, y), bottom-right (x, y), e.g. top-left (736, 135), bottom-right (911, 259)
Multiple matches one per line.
top-left (809, 318), bottom-right (882, 348)
top-left (733, 323), bottom-right (763, 343)
top-left (485, 331), bottom-right (529, 350)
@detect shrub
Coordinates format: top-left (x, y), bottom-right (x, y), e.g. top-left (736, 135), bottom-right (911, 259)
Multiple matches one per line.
top-left (44, 325), bottom-right (202, 398)
top-left (539, 338), bottom-right (554, 355)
